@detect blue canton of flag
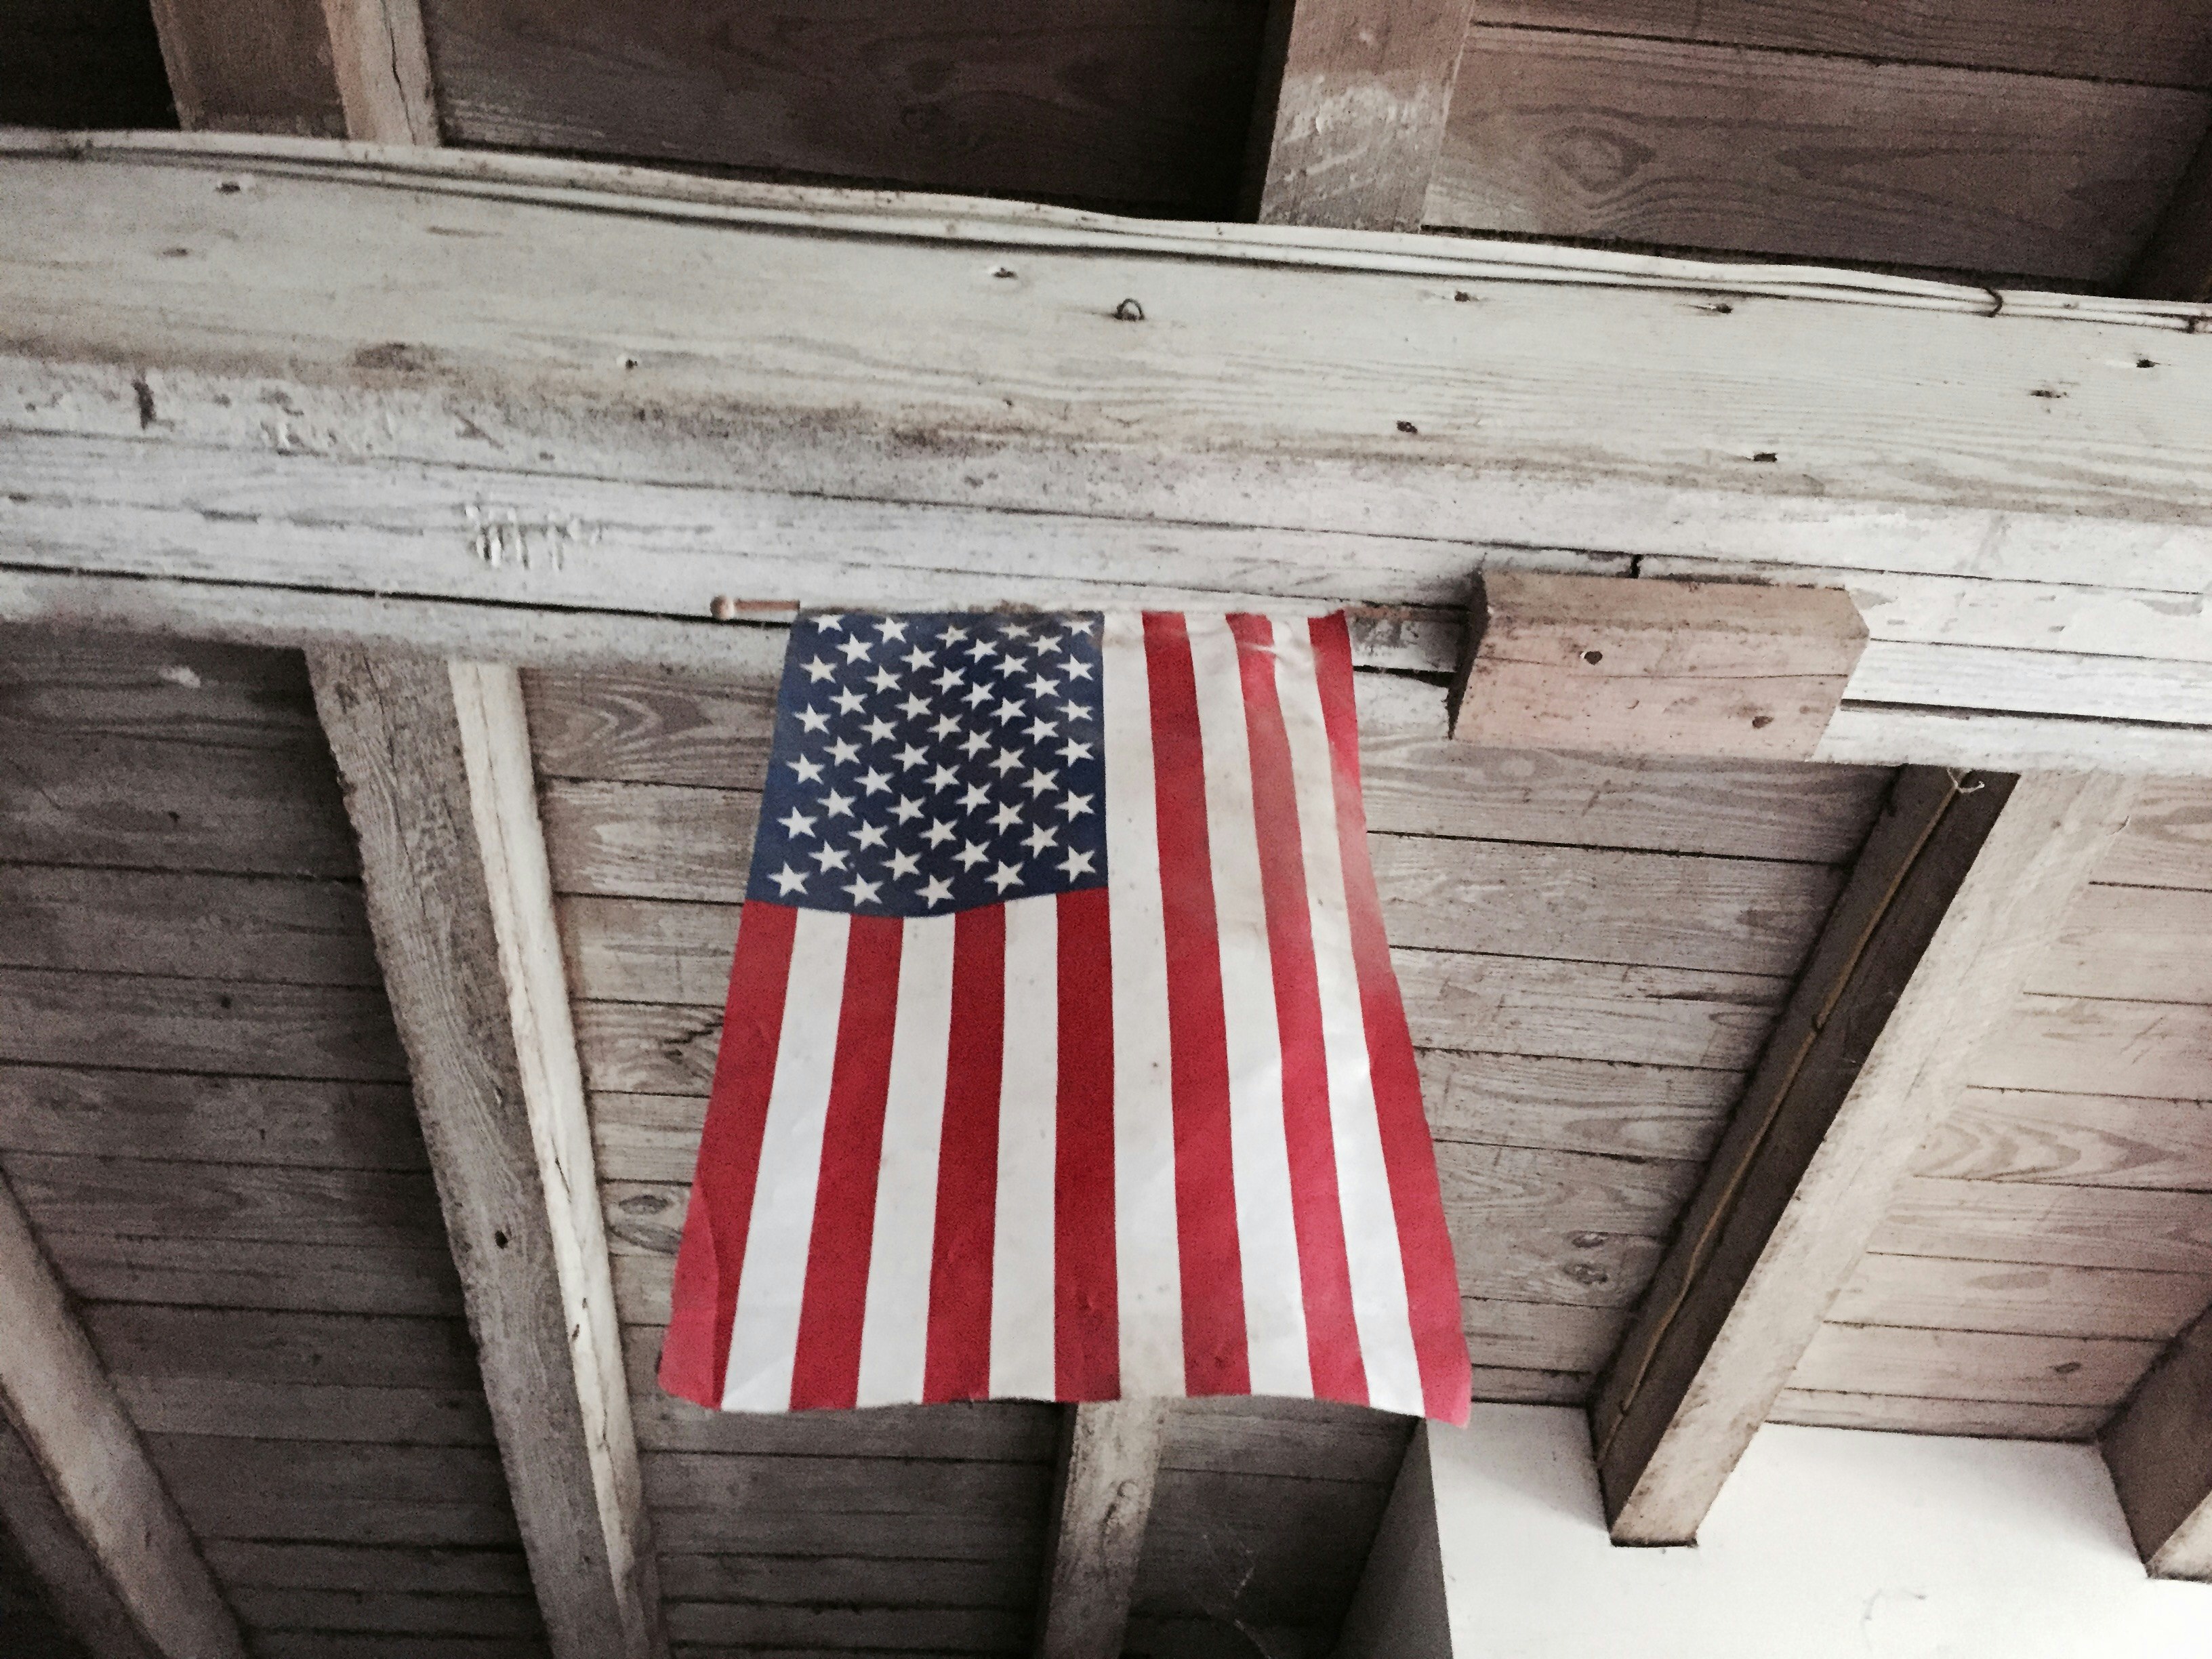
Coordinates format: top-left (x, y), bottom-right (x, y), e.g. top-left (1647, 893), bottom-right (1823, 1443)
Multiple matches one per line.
top-left (747, 612), bottom-right (1109, 917)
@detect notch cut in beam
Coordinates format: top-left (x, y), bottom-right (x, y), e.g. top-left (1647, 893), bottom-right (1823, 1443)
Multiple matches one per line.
top-left (2103, 1303), bottom-right (2212, 1578)
top-left (1450, 572), bottom-right (1868, 762)
top-left (1035, 1399), bottom-right (1168, 1658)
top-left (1590, 767), bottom-right (2139, 1543)
top-left (1244, 0), bottom-right (1481, 230)
top-left (0, 1170), bottom-right (245, 1659)
top-left (310, 653), bottom-right (666, 1659)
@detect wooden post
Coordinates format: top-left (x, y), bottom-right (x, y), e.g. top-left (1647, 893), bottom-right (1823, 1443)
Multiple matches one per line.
top-left (1590, 769), bottom-right (2139, 1543)
top-left (1034, 1399), bottom-right (1170, 1658)
top-left (310, 653), bottom-right (668, 1659)
top-left (1245, 0), bottom-right (1481, 230)
top-left (0, 1170), bottom-right (245, 1659)
top-left (319, 0), bottom-right (438, 145)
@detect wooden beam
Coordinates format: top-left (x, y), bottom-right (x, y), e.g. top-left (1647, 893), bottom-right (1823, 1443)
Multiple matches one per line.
top-left (308, 653), bottom-right (666, 1659)
top-left (1451, 572), bottom-right (1867, 761)
top-left (1589, 769), bottom-right (2139, 1544)
top-left (8, 134), bottom-right (2212, 773)
top-left (1034, 1400), bottom-right (1168, 1658)
top-left (144, 0), bottom-right (346, 135)
top-left (0, 1168), bottom-right (245, 1659)
top-left (1244, 0), bottom-right (1479, 230)
top-left (319, 0), bottom-right (437, 145)
top-left (2103, 1302), bottom-right (2212, 1578)
top-left (2126, 126), bottom-right (2212, 303)
top-left (1332, 1425), bottom-right (1451, 1659)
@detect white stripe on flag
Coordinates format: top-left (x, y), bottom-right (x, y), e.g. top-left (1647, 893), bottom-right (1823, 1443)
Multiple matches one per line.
top-left (990, 893), bottom-right (1059, 1399)
top-left (722, 906), bottom-right (851, 1411)
top-left (1275, 620), bottom-right (1426, 1416)
top-left (1102, 611), bottom-right (1185, 1397)
top-left (854, 912), bottom-right (956, 1407)
top-left (1184, 614), bottom-right (1312, 1397)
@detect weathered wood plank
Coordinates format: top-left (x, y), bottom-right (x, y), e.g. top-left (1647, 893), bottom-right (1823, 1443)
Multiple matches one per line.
top-left (1873, 1177), bottom-right (2212, 1273)
top-left (144, 0), bottom-right (344, 134)
top-left (1453, 571), bottom-right (1865, 761)
top-left (1428, 28), bottom-right (2207, 280)
top-left (311, 652), bottom-right (664, 1659)
top-left (43, 1234), bottom-right (462, 1317)
top-left (0, 731), bottom-right (358, 878)
top-left (1910, 1090), bottom-right (2212, 1189)
top-left (0, 1166), bottom-right (247, 1659)
top-left (0, 1067), bottom-right (426, 1169)
top-left (426, 0), bottom-right (1264, 216)
top-left (199, 1544), bottom-right (532, 1597)
top-left (664, 1603), bottom-right (1023, 1649)
top-left (1469, 0), bottom-right (2212, 85)
top-left (83, 1305), bottom-right (480, 1389)
top-left (146, 1437), bottom-right (510, 1506)
top-left (658, 1553), bottom-right (1022, 1607)
top-left (1592, 770), bottom-right (2139, 1542)
top-left (651, 1504), bottom-right (1037, 1561)
top-left (2097, 779), bottom-right (2212, 890)
top-left (2103, 1303), bottom-right (2212, 1577)
top-left (1976, 996), bottom-right (2212, 1100)
top-left (0, 865), bottom-right (379, 986)
top-left (1036, 1401), bottom-right (1167, 1658)
top-left (1830, 1255), bottom-right (2212, 1343)
top-left (227, 1589), bottom-right (539, 1637)
top-left (1247, 0), bottom-right (1479, 231)
top-left (1765, 1389), bottom-right (2107, 1439)
top-left (320, 0), bottom-right (434, 144)
top-left (1463, 1299), bottom-right (1624, 1373)
top-left (2, 1153), bottom-right (444, 1251)
top-left (173, 1500), bottom-right (521, 1549)
top-left (0, 969), bottom-right (407, 1081)
top-left (2036, 882), bottom-right (2212, 1003)
top-left (521, 668), bottom-right (1892, 860)
top-left (1159, 1398), bottom-right (1410, 1482)
top-left (249, 1637), bottom-right (539, 1659)
top-left (1792, 1324), bottom-right (2159, 1406)
top-left (0, 628), bottom-right (321, 747)
top-left (115, 1376), bottom-right (492, 1444)
top-left (1419, 1050), bottom-right (1738, 1162)
top-left (643, 1450), bottom-right (1046, 1515)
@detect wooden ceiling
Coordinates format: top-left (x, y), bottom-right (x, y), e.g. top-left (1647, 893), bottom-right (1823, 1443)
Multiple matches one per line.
top-left (6, 3), bottom-right (2212, 1657)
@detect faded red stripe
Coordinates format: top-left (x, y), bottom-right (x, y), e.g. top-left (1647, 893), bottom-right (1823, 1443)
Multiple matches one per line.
top-left (1143, 611), bottom-right (1250, 1397)
top-left (787, 915), bottom-right (905, 1410)
top-left (1229, 613), bottom-right (1368, 1406)
top-left (923, 903), bottom-right (1005, 1401)
top-left (658, 899), bottom-right (798, 1409)
top-left (1054, 886), bottom-right (1119, 1400)
top-left (1310, 615), bottom-right (1472, 1423)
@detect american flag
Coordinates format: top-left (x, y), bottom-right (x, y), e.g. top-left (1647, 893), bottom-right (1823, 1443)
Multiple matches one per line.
top-left (658, 610), bottom-right (1471, 1422)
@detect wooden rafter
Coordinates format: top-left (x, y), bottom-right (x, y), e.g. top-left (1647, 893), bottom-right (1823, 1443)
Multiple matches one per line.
top-left (319, 0), bottom-right (438, 145)
top-left (1245, 0), bottom-right (1479, 230)
top-left (6, 136), bottom-right (2212, 774)
top-left (1590, 769), bottom-right (2139, 1542)
top-left (1034, 1399), bottom-right (1168, 1658)
top-left (309, 654), bottom-right (667, 1659)
top-left (0, 1170), bottom-right (245, 1659)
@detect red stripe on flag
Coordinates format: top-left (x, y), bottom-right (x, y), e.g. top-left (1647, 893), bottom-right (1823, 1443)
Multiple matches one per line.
top-left (658, 899), bottom-right (798, 1409)
top-left (1229, 613), bottom-right (1369, 1405)
top-left (787, 914), bottom-right (905, 1410)
top-left (1054, 886), bottom-right (1119, 1400)
top-left (1309, 616), bottom-right (1473, 1423)
top-left (924, 903), bottom-right (1005, 1401)
top-left (1143, 611), bottom-right (1252, 1397)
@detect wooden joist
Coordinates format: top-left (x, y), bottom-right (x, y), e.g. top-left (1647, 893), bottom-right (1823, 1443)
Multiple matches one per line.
top-left (2103, 1306), bottom-right (2212, 1578)
top-left (1034, 1400), bottom-right (1168, 1658)
top-left (1589, 769), bottom-right (2139, 1542)
top-left (308, 654), bottom-right (667, 1659)
top-left (1246, 0), bottom-right (1480, 230)
top-left (318, 0), bottom-right (437, 145)
top-left (0, 1168), bottom-right (246, 1659)
top-left (1452, 572), bottom-right (1867, 761)
top-left (6, 135), bottom-right (2212, 771)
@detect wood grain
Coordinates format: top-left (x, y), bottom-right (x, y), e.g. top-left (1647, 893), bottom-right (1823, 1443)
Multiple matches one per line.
top-left (1975, 994), bottom-right (2212, 1100)
top-left (1910, 1089), bottom-right (2212, 1189)
top-left (0, 1067), bottom-right (427, 1170)
top-left (115, 1376), bottom-right (493, 1445)
top-left (0, 865), bottom-right (380, 987)
top-left (1765, 1390), bottom-right (2108, 1439)
top-left (44, 1235), bottom-right (462, 1318)
top-left (0, 629), bottom-right (323, 747)
top-left (2030, 882), bottom-right (2212, 1003)
top-left (1792, 1324), bottom-right (2160, 1406)
top-left (145, 0), bottom-right (345, 134)
top-left (1036, 1400), bottom-right (1166, 1658)
top-left (201, 1544), bottom-right (533, 1597)
top-left (1469, 0), bottom-right (2212, 85)
top-left (228, 1589), bottom-right (541, 1637)
top-left (2095, 779), bottom-right (2212, 890)
top-left (1874, 1177), bottom-right (2212, 1273)
top-left (83, 1305), bottom-right (482, 1389)
top-left (1831, 1254), bottom-right (2212, 1342)
top-left (1428, 28), bottom-right (2208, 280)
top-left (424, 0), bottom-right (1265, 214)
top-left (2, 1153), bottom-right (445, 1251)
top-left (1418, 1050), bottom-right (1738, 1161)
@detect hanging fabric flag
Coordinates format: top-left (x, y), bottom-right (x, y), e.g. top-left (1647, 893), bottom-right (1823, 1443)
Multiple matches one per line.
top-left (658, 611), bottom-right (1471, 1422)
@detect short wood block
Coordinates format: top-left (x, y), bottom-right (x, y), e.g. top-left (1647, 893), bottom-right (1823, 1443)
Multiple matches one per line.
top-left (1450, 573), bottom-right (1867, 760)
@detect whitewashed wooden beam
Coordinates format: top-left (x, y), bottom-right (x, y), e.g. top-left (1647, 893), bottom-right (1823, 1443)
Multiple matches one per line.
top-left (308, 653), bottom-right (666, 1659)
top-left (320, 0), bottom-right (438, 146)
top-left (1245, 0), bottom-right (1479, 230)
top-left (1589, 769), bottom-right (2139, 1544)
top-left (2102, 1304), bottom-right (2212, 1579)
top-left (6, 135), bottom-right (2212, 771)
top-left (0, 1170), bottom-right (245, 1659)
top-left (1452, 572), bottom-right (1867, 762)
top-left (1035, 1400), bottom-right (1168, 1658)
